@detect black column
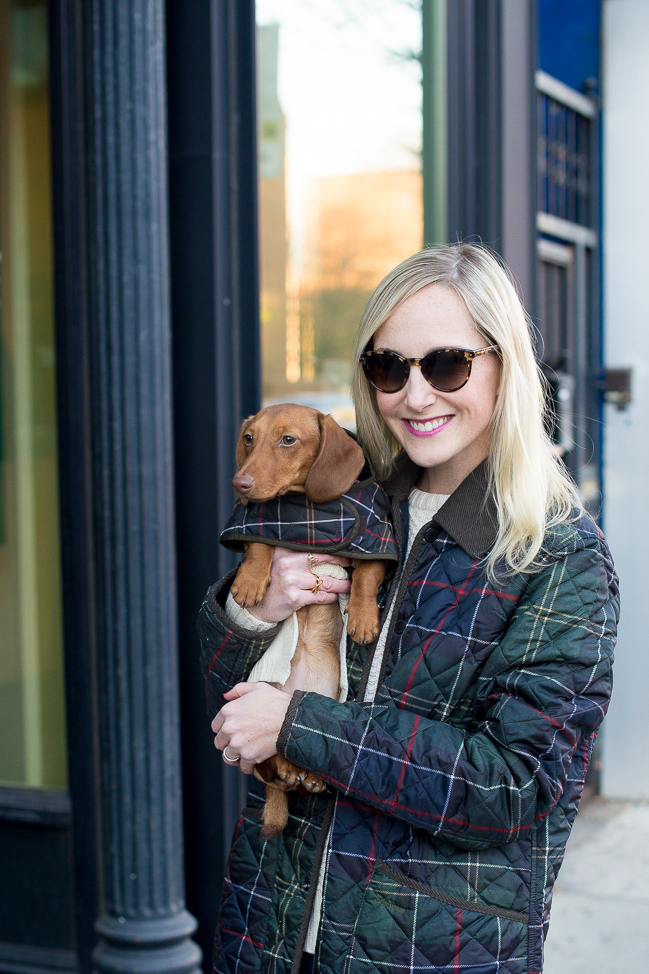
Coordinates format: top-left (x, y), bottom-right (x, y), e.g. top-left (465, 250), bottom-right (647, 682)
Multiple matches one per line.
top-left (83, 3), bottom-right (200, 973)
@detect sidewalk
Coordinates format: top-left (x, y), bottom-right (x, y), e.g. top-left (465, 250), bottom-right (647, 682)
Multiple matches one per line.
top-left (544, 798), bottom-right (649, 973)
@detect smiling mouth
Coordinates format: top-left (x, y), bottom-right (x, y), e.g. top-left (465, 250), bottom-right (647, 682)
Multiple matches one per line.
top-left (403, 415), bottom-right (454, 436)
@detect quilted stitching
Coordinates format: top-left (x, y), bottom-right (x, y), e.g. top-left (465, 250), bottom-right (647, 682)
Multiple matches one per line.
top-left (198, 506), bottom-right (618, 974)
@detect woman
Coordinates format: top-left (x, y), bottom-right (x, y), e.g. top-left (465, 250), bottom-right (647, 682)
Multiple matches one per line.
top-left (198, 244), bottom-right (618, 974)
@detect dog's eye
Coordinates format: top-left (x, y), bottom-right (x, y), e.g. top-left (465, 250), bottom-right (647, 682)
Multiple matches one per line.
top-left (281, 435), bottom-right (297, 445)
top-left (243, 433), bottom-right (253, 445)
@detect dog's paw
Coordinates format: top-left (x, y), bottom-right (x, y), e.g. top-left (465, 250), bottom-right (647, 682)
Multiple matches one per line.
top-left (302, 771), bottom-right (326, 794)
top-left (255, 755), bottom-right (304, 791)
top-left (273, 756), bottom-right (306, 789)
top-left (230, 573), bottom-right (271, 608)
top-left (345, 599), bottom-right (380, 645)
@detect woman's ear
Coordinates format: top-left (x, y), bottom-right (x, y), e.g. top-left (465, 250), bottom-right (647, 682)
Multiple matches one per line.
top-left (304, 414), bottom-right (365, 503)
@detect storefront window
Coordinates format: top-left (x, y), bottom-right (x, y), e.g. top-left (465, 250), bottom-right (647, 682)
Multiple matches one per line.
top-left (0, 0), bottom-right (66, 788)
top-left (256, 0), bottom-right (423, 424)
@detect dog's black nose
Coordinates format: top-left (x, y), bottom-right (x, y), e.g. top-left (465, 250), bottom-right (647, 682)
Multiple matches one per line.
top-left (233, 475), bottom-right (254, 493)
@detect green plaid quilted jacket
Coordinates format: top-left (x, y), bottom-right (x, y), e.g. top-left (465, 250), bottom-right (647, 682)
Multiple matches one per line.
top-left (197, 459), bottom-right (618, 974)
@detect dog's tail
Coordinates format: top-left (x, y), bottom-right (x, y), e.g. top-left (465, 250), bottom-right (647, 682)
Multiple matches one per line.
top-left (260, 785), bottom-right (289, 839)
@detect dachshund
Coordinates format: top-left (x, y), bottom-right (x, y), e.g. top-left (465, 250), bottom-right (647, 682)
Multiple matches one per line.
top-left (229, 404), bottom-right (387, 838)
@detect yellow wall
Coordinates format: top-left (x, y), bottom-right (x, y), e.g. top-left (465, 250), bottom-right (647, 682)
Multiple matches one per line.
top-left (0, 0), bottom-right (66, 789)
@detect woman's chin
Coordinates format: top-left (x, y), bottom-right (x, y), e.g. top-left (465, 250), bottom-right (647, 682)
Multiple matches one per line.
top-left (400, 439), bottom-right (451, 470)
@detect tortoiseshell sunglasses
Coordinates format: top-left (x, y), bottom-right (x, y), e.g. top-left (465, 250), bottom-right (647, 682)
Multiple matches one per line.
top-left (359, 345), bottom-right (498, 394)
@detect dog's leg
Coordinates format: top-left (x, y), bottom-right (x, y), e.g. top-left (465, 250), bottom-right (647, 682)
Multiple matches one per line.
top-left (346, 560), bottom-right (387, 644)
top-left (251, 603), bottom-right (339, 832)
top-left (230, 541), bottom-right (274, 608)
top-left (286, 604), bottom-right (342, 698)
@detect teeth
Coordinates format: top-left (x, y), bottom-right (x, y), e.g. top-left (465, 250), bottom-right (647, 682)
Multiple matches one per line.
top-left (410, 417), bottom-right (449, 432)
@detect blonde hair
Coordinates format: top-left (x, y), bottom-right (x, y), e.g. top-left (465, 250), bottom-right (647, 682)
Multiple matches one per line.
top-left (352, 244), bottom-right (582, 577)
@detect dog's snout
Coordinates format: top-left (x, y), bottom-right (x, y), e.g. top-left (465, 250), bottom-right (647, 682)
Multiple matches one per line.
top-left (233, 474), bottom-right (254, 494)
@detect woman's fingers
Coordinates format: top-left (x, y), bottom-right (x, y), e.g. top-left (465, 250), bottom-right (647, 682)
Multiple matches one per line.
top-left (214, 728), bottom-right (231, 751)
top-left (244, 547), bottom-right (352, 623)
top-left (307, 553), bottom-right (353, 568)
top-left (271, 548), bottom-right (352, 571)
top-left (302, 573), bottom-right (350, 593)
top-left (304, 578), bottom-right (351, 606)
top-left (285, 570), bottom-right (350, 606)
top-left (223, 683), bottom-right (254, 701)
top-left (214, 685), bottom-right (290, 770)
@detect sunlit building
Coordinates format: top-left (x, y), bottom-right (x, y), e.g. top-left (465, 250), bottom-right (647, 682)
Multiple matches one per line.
top-left (257, 23), bottom-right (288, 396)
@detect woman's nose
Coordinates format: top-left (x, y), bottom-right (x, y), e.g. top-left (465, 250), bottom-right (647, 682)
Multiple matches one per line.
top-left (403, 364), bottom-right (437, 411)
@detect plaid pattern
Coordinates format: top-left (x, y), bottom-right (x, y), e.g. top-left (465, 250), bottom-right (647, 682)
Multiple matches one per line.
top-left (219, 480), bottom-right (398, 561)
top-left (198, 501), bottom-right (618, 974)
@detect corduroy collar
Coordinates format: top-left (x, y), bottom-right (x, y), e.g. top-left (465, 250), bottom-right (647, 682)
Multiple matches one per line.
top-left (383, 455), bottom-right (498, 559)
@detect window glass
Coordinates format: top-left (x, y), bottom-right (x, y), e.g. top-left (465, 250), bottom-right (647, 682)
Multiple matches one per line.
top-left (256, 0), bottom-right (423, 425)
top-left (0, 0), bottom-right (67, 788)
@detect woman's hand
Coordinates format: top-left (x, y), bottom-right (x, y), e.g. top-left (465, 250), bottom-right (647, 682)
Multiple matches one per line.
top-left (245, 549), bottom-right (352, 625)
top-left (212, 682), bottom-right (292, 774)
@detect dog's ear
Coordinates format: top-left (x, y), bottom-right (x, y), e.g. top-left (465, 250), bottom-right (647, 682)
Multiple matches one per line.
top-left (304, 414), bottom-right (365, 502)
top-left (235, 416), bottom-right (255, 468)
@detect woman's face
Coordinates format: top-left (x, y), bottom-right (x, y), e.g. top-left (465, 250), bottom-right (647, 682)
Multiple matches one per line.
top-left (373, 284), bottom-right (501, 494)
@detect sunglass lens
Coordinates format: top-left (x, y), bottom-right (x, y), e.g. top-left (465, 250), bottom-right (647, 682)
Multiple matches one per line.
top-left (422, 350), bottom-right (470, 392)
top-left (363, 351), bottom-right (408, 392)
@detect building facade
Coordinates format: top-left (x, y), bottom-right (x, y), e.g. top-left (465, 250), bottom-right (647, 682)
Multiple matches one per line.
top-left (1, 2), bottom-right (631, 974)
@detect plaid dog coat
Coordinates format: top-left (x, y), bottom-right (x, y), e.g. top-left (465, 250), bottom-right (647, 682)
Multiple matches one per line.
top-left (219, 466), bottom-right (399, 563)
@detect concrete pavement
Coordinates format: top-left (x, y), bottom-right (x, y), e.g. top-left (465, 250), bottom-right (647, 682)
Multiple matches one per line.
top-left (544, 798), bottom-right (649, 973)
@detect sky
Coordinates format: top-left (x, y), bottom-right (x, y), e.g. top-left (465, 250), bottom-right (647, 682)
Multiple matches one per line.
top-left (256, 0), bottom-right (423, 270)
top-left (256, 0), bottom-right (423, 176)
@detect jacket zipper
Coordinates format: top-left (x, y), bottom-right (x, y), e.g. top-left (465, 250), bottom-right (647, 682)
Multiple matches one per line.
top-left (289, 795), bottom-right (336, 974)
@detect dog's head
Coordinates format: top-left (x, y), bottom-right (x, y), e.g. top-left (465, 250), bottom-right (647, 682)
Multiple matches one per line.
top-left (232, 403), bottom-right (365, 505)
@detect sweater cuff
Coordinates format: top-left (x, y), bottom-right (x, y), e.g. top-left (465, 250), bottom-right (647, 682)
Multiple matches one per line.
top-left (197, 572), bottom-right (282, 651)
top-left (225, 591), bottom-right (276, 632)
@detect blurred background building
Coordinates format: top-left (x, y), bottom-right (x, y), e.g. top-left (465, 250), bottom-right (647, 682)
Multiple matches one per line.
top-left (0, 1), bottom-right (645, 973)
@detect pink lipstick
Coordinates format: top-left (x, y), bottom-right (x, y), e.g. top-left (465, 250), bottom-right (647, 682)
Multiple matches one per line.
top-left (402, 415), bottom-right (454, 438)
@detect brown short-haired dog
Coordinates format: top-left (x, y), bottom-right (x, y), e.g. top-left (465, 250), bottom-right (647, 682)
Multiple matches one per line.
top-left (230, 404), bottom-right (387, 838)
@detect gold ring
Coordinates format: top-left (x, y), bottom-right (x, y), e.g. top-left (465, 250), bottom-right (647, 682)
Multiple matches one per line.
top-left (308, 553), bottom-right (319, 571)
top-left (311, 574), bottom-right (322, 594)
top-left (222, 746), bottom-right (240, 765)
